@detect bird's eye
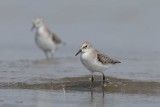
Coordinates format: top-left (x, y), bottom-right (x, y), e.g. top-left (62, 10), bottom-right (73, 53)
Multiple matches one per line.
top-left (83, 45), bottom-right (87, 49)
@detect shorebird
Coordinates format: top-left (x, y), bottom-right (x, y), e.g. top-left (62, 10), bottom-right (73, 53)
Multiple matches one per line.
top-left (31, 17), bottom-right (64, 59)
top-left (75, 41), bottom-right (121, 88)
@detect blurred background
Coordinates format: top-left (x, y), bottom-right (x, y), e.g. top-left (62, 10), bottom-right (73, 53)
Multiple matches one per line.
top-left (0, 0), bottom-right (160, 60)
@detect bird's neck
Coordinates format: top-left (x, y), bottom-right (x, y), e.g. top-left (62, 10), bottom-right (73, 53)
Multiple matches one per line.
top-left (81, 49), bottom-right (95, 59)
top-left (36, 25), bottom-right (46, 34)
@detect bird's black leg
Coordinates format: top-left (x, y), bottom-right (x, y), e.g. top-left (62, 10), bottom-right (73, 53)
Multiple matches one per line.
top-left (91, 75), bottom-right (94, 84)
top-left (51, 51), bottom-right (54, 59)
top-left (102, 72), bottom-right (105, 88)
top-left (44, 52), bottom-right (49, 60)
top-left (90, 75), bottom-right (94, 89)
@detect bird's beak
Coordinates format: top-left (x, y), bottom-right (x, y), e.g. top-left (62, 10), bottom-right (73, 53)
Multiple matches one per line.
top-left (31, 24), bottom-right (35, 31)
top-left (75, 49), bottom-right (82, 56)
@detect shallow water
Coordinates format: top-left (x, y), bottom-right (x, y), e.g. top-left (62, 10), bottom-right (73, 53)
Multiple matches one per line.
top-left (0, 0), bottom-right (160, 107)
top-left (0, 89), bottom-right (159, 107)
top-left (0, 58), bottom-right (159, 83)
top-left (0, 58), bottom-right (160, 107)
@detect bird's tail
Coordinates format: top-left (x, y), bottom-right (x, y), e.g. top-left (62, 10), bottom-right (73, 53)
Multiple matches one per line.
top-left (113, 59), bottom-right (121, 64)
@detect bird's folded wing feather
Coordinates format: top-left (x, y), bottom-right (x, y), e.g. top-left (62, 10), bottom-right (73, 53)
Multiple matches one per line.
top-left (45, 27), bottom-right (62, 44)
top-left (51, 32), bottom-right (62, 44)
top-left (97, 52), bottom-right (121, 64)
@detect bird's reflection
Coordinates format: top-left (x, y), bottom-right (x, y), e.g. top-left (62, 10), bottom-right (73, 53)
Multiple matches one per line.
top-left (89, 87), bottom-right (105, 107)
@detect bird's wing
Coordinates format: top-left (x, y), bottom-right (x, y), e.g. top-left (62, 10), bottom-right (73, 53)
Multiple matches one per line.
top-left (45, 27), bottom-right (62, 44)
top-left (97, 52), bottom-right (121, 64)
top-left (51, 32), bottom-right (62, 44)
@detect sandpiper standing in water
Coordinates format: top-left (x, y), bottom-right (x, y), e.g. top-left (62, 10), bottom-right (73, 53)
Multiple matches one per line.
top-left (31, 17), bottom-right (64, 59)
top-left (75, 41), bottom-right (121, 88)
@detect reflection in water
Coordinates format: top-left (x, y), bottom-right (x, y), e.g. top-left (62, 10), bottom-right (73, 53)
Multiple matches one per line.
top-left (35, 91), bottom-right (49, 107)
top-left (0, 76), bottom-right (158, 107)
top-left (89, 89), bottom-right (105, 107)
top-left (0, 88), bottom-right (159, 107)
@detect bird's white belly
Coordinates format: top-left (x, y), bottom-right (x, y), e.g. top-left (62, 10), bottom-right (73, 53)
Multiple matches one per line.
top-left (35, 34), bottom-right (55, 52)
top-left (80, 53), bottom-right (111, 72)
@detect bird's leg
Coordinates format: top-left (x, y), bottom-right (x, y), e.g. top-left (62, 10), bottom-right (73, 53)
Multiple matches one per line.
top-left (44, 52), bottom-right (49, 60)
top-left (101, 72), bottom-right (105, 88)
top-left (91, 75), bottom-right (94, 84)
top-left (90, 74), bottom-right (94, 89)
top-left (51, 51), bottom-right (54, 59)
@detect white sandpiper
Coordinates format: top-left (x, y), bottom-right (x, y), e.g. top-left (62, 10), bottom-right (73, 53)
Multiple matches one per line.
top-left (31, 17), bottom-right (64, 59)
top-left (75, 41), bottom-right (121, 88)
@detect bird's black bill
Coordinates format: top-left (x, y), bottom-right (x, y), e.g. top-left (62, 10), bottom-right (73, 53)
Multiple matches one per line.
top-left (75, 49), bottom-right (82, 56)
